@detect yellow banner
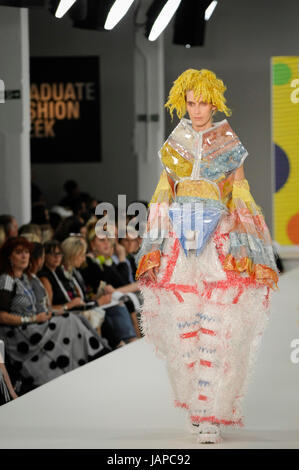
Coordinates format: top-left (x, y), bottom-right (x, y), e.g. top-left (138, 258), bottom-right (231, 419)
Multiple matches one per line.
top-left (272, 56), bottom-right (299, 245)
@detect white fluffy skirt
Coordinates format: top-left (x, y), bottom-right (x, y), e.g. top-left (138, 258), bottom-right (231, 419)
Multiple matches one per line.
top-left (137, 217), bottom-right (272, 427)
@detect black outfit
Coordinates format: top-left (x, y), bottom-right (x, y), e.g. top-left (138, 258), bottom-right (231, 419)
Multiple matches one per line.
top-left (80, 256), bottom-right (131, 292)
top-left (38, 265), bottom-right (137, 349)
top-left (127, 254), bottom-right (137, 280)
top-left (38, 265), bottom-right (69, 305)
top-left (80, 256), bottom-right (138, 314)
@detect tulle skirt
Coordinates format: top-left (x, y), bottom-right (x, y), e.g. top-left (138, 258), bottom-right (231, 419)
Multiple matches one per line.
top-left (137, 212), bottom-right (272, 427)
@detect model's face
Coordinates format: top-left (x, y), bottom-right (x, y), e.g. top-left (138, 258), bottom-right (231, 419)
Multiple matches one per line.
top-left (185, 90), bottom-right (217, 132)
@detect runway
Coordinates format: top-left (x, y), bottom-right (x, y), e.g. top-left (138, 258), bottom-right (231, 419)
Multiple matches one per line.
top-left (0, 268), bottom-right (299, 449)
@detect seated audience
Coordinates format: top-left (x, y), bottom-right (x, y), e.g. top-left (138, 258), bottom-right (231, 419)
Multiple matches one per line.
top-left (80, 228), bottom-right (142, 337)
top-left (0, 237), bottom-right (111, 393)
top-left (39, 238), bottom-right (137, 349)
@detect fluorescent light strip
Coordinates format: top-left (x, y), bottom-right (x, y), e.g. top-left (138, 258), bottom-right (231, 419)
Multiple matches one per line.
top-left (148, 0), bottom-right (182, 42)
top-left (104, 0), bottom-right (136, 30)
top-left (55, 0), bottom-right (77, 18)
top-left (205, 1), bottom-right (218, 21)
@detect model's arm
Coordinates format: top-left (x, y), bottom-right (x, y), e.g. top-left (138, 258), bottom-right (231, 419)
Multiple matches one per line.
top-left (223, 165), bottom-right (279, 289)
top-left (135, 168), bottom-right (173, 281)
top-left (234, 164), bottom-right (245, 181)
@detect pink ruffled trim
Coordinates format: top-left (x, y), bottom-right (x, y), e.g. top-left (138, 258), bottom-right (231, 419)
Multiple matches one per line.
top-left (174, 400), bottom-right (244, 427)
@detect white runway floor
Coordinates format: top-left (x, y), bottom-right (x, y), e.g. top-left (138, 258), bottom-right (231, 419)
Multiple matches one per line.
top-left (0, 268), bottom-right (299, 449)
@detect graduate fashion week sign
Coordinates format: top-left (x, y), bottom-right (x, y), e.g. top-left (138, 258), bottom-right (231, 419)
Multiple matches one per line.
top-left (30, 56), bottom-right (101, 163)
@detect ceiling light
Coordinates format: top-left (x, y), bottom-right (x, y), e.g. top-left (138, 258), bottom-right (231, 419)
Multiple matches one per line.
top-left (55, 0), bottom-right (77, 18)
top-left (145, 0), bottom-right (182, 42)
top-left (104, 0), bottom-right (136, 30)
top-left (205, 0), bottom-right (218, 21)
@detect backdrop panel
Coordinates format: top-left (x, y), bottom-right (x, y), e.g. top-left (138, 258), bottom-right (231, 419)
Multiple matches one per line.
top-left (30, 56), bottom-right (101, 164)
top-left (272, 56), bottom-right (299, 245)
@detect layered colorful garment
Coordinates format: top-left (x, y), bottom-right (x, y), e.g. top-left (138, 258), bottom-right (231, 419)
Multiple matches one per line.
top-left (135, 118), bottom-right (279, 427)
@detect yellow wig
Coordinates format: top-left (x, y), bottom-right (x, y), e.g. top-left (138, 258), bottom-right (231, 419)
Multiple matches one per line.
top-left (165, 68), bottom-right (232, 120)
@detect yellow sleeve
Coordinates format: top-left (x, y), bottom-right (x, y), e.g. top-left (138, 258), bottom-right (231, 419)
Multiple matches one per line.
top-left (135, 169), bottom-right (173, 280)
top-left (224, 178), bottom-right (279, 289)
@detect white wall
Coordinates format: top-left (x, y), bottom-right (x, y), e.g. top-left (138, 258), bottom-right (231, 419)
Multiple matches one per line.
top-left (0, 6), bottom-right (31, 225)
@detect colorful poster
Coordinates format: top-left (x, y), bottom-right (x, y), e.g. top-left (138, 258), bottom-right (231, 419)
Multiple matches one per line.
top-left (30, 56), bottom-right (101, 163)
top-left (272, 56), bottom-right (299, 245)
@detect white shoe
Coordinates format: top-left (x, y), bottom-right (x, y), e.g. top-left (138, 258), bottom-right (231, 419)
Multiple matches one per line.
top-left (196, 422), bottom-right (223, 444)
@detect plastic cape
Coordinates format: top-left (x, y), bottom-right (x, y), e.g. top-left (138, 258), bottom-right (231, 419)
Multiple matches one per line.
top-left (135, 118), bottom-right (279, 290)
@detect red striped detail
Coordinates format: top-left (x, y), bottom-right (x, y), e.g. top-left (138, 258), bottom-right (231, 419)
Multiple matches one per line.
top-left (174, 401), bottom-right (244, 427)
top-left (200, 359), bottom-right (211, 367)
top-left (161, 237), bottom-right (180, 283)
top-left (263, 286), bottom-right (271, 308)
top-left (180, 329), bottom-right (199, 339)
top-left (232, 285), bottom-right (244, 304)
top-left (139, 234), bottom-right (200, 302)
top-left (187, 361), bottom-right (196, 368)
top-left (198, 394), bottom-right (207, 401)
top-left (199, 327), bottom-right (216, 336)
top-left (174, 400), bottom-right (188, 409)
top-left (190, 415), bottom-right (244, 427)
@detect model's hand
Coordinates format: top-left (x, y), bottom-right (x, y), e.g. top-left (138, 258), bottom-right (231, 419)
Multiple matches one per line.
top-left (142, 267), bottom-right (159, 283)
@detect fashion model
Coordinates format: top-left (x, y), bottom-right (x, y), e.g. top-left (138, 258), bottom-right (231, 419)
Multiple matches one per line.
top-left (135, 69), bottom-right (279, 444)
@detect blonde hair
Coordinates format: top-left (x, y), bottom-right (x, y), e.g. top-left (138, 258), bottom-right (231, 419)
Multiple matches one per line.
top-left (61, 236), bottom-right (87, 267)
top-left (19, 224), bottom-right (42, 242)
top-left (165, 68), bottom-right (232, 120)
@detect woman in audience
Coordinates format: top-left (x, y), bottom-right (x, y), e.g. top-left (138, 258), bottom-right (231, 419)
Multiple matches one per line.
top-left (83, 228), bottom-right (139, 294)
top-left (39, 237), bottom-right (137, 348)
top-left (39, 239), bottom-right (107, 331)
top-left (38, 240), bottom-right (85, 312)
top-left (0, 236), bottom-right (111, 393)
top-left (81, 228), bottom-right (142, 337)
top-left (0, 215), bottom-right (18, 240)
